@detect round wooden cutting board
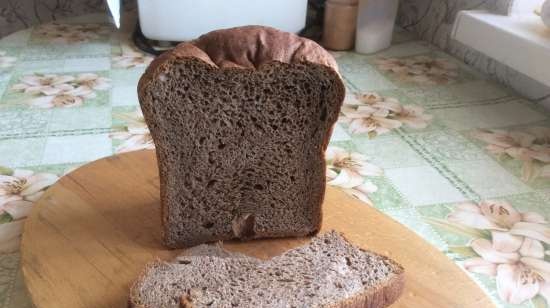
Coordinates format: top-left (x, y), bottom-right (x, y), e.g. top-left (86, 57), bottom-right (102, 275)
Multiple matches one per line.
top-left (21, 150), bottom-right (493, 308)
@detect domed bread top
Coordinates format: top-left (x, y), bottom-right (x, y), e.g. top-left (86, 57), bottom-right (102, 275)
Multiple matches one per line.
top-left (139, 26), bottom-right (339, 94)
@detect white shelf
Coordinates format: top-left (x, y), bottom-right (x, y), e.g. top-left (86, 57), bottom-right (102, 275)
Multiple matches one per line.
top-left (451, 10), bottom-right (550, 87)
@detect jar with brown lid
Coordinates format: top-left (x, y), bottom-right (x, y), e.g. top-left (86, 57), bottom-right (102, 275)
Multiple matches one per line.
top-left (322, 0), bottom-right (359, 51)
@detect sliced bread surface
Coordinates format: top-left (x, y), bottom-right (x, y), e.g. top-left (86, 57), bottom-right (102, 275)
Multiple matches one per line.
top-left (138, 26), bottom-right (345, 248)
top-left (129, 231), bottom-right (404, 308)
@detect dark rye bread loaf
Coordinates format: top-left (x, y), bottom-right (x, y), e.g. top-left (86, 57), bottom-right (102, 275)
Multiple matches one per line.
top-left (129, 231), bottom-right (405, 308)
top-left (138, 26), bottom-right (345, 248)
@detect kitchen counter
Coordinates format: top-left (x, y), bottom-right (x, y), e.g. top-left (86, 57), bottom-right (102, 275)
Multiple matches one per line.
top-left (1, 13), bottom-right (550, 308)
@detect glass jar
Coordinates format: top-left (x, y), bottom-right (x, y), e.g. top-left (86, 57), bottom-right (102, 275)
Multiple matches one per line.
top-left (355, 0), bottom-right (399, 54)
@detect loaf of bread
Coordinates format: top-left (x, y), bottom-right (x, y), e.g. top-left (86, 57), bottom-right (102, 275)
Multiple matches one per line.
top-left (129, 231), bottom-right (405, 308)
top-left (138, 26), bottom-right (345, 248)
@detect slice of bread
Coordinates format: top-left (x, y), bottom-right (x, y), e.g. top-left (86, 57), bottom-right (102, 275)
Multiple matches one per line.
top-left (138, 26), bottom-right (345, 248)
top-left (129, 231), bottom-right (405, 308)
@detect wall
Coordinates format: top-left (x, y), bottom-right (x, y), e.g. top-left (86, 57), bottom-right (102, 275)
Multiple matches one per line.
top-left (0, 0), bottom-right (136, 38)
top-left (396, 0), bottom-right (550, 105)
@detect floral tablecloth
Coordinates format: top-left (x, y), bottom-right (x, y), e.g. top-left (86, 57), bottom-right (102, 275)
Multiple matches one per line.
top-left (1, 13), bottom-right (550, 308)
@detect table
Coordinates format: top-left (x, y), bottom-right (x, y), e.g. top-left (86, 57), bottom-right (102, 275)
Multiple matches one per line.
top-left (20, 150), bottom-right (493, 308)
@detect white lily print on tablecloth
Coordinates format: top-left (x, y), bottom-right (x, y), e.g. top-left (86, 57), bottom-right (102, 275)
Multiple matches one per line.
top-left (325, 146), bottom-right (382, 205)
top-left (12, 73), bottom-right (111, 108)
top-left (442, 200), bottom-right (550, 305)
top-left (110, 110), bottom-right (155, 153)
top-left (113, 44), bottom-right (154, 69)
top-left (0, 169), bottom-right (58, 253)
top-left (29, 84), bottom-right (96, 108)
top-left (74, 73), bottom-right (111, 91)
top-left (339, 92), bottom-right (432, 138)
top-left (472, 127), bottom-right (550, 181)
top-left (375, 55), bottom-right (459, 86)
top-left (12, 74), bottom-right (75, 94)
top-left (0, 51), bottom-right (16, 69)
top-left (35, 22), bottom-right (110, 44)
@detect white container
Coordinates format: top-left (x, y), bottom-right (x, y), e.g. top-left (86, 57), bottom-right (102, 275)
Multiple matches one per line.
top-left (355, 0), bottom-right (399, 54)
top-left (137, 0), bottom-right (308, 41)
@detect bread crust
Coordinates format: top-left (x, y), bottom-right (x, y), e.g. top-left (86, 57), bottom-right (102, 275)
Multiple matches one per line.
top-left (138, 26), bottom-right (345, 248)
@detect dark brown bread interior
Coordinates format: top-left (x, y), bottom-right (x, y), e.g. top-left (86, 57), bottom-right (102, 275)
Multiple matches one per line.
top-left (129, 231), bottom-right (405, 308)
top-left (138, 26), bottom-right (345, 248)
